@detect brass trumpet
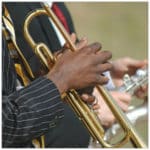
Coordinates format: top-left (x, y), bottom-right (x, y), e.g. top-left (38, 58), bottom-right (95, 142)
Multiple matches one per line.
top-left (23, 3), bottom-right (147, 148)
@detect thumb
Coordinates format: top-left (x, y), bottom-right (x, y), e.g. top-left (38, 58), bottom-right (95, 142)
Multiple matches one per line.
top-left (76, 37), bottom-right (88, 50)
top-left (70, 33), bottom-right (77, 44)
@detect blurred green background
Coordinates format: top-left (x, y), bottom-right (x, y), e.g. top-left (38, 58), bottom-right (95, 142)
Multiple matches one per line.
top-left (66, 2), bottom-right (148, 60)
top-left (66, 2), bottom-right (148, 148)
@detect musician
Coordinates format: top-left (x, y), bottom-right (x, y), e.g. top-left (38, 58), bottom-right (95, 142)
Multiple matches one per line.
top-left (2, 3), bottom-right (112, 147)
top-left (93, 57), bottom-right (147, 127)
top-left (3, 2), bottom-right (147, 148)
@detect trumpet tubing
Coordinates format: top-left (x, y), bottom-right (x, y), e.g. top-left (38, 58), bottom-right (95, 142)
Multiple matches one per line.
top-left (23, 3), bottom-right (147, 148)
top-left (105, 68), bottom-right (148, 142)
top-left (118, 68), bottom-right (148, 95)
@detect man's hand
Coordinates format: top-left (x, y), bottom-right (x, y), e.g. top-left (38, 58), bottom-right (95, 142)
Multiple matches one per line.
top-left (47, 42), bottom-right (112, 94)
top-left (54, 33), bottom-right (88, 58)
top-left (81, 93), bottom-right (100, 109)
top-left (110, 57), bottom-right (148, 99)
top-left (93, 88), bottom-right (131, 128)
top-left (111, 57), bottom-right (147, 86)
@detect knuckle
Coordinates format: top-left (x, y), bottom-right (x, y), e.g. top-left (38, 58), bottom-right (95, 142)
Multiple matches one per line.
top-left (106, 51), bottom-right (112, 59)
top-left (105, 63), bottom-right (113, 70)
top-left (96, 65), bottom-right (103, 73)
top-left (99, 76), bottom-right (109, 85)
top-left (108, 63), bottom-right (113, 69)
top-left (101, 51), bottom-right (112, 60)
top-left (104, 77), bottom-right (109, 84)
top-left (95, 74), bottom-right (100, 83)
top-left (85, 47), bottom-right (92, 53)
top-left (93, 74), bottom-right (101, 85)
top-left (95, 42), bottom-right (102, 49)
top-left (92, 73), bottom-right (109, 85)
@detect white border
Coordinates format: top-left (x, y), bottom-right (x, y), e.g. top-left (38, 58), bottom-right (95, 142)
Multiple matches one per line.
top-left (0, 1), bottom-right (149, 150)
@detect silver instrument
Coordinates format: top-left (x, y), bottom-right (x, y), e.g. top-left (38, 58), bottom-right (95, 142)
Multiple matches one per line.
top-left (117, 68), bottom-right (148, 95)
top-left (89, 68), bottom-right (148, 148)
top-left (105, 68), bottom-right (148, 139)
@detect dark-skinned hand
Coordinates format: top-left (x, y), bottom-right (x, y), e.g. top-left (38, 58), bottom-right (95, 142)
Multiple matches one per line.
top-left (47, 41), bottom-right (112, 94)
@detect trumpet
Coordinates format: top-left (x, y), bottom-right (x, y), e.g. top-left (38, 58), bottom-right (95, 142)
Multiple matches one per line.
top-left (23, 3), bottom-right (147, 148)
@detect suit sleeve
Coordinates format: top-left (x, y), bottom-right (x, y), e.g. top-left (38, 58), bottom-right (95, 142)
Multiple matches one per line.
top-left (2, 36), bottom-right (64, 147)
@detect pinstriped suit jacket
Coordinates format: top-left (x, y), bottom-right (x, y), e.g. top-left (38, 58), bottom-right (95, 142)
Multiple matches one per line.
top-left (2, 33), bottom-right (64, 147)
top-left (3, 2), bottom-right (90, 148)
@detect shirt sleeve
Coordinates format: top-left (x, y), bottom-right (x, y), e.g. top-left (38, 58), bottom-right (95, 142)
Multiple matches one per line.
top-left (103, 71), bottom-right (116, 90)
top-left (2, 76), bottom-right (64, 147)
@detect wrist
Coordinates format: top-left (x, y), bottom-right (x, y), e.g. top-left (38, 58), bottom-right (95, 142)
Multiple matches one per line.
top-left (46, 71), bottom-right (68, 94)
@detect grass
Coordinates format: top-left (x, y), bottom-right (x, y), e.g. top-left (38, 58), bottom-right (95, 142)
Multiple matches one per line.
top-left (66, 2), bottom-right (148, 148)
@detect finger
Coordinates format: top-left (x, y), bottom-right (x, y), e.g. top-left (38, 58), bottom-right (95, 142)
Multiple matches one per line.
top-left (76, 37), bottom-right (88, 50)
top-left (63, 33), bottom-right (77, 49)
top-left (54, 50), bottom-right (63, 58)
top-left (117, 100), bottom-right (129, 112)
top-left (115, 92), bottom-right (131, 105)
top-left (81, 94), bottom-right (95, 104)
top-left (134, 84), bottom-right (148, 98)
top-left (96, 62), bottom-right (112, 73)
top-left (70, 33), bottom-right (77, 44)
top-left (141, 84), bottom-right (148, 92)
top-left (96, 50), bottom-right (112, 63)
top-left (137, 85), bottom-right (147, 93)
top-left (127, 58), bottom-right (147, 69)
top-left (135, 91), bottom-right (146, 99)
top-left (143, 59), bottom-right (148, 67)
top-left (95, 75), bottom-right (109, 85)
top-left (92, 104), bottom-right (100, 110)
top-left (82, 42), bottom-right (102, 54)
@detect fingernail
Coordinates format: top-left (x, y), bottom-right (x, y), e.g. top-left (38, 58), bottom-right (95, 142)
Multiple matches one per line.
top-left (82, 94), bottom-right (89, 99)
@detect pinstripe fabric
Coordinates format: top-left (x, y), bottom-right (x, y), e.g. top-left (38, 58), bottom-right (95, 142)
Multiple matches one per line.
top-left (2, 35), bottom-right (64, 147)
top-left (2, 33), bottom-right (16, 96)
top-left (3, 3), bottom-right (91, 147)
